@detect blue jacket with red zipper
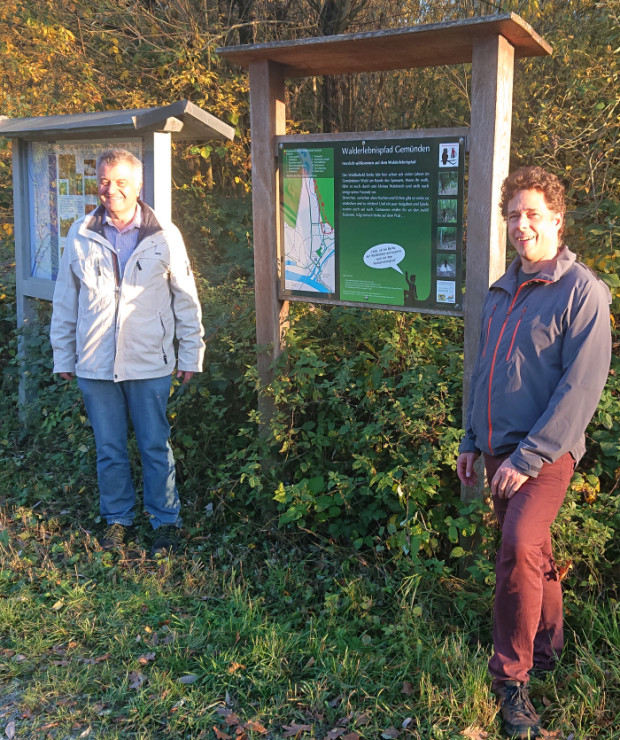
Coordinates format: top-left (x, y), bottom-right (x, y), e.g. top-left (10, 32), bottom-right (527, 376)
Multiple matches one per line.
top-left (459, 245), bottom-right (612, 478)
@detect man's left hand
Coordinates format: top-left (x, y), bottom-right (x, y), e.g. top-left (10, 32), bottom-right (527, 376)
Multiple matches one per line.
top-left (491, 459), bottom-right (529, 499)
top-left (176, 371), bottom-right (194, 385)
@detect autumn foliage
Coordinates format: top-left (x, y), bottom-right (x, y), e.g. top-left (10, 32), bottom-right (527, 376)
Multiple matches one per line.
top-left (0, 2), bottom-right (618, 738)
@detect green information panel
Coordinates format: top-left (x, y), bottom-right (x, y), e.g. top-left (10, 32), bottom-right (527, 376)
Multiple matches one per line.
top-left (279, 135), bottom-right (465, 313)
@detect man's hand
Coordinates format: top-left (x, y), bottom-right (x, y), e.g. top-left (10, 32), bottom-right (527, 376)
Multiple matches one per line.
top-left (58, 372), bottom-right (75, 381)
top-left (176, 371), bottom-right (194, 385)
top-left (457, 452), bottom-right (480, 486)
top-left (491, 459), bottom-right (529, 499)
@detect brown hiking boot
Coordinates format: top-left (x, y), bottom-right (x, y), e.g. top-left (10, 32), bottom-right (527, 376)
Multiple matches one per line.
top-left (495, 681), bottom-right (542, 738)
top-left (99, 523), bottom-right (129, 550)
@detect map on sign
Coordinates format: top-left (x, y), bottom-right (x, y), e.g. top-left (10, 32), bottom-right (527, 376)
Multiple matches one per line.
top-left (281, 147), bottom-right (336, 294)
top-left (279, 135), bottom-right (465, 314)
top-left (27, 138), bottom-right (142, 281)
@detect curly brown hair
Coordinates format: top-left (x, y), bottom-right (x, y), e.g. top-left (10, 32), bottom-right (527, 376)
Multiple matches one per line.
top-left (500, 166), bottom-right (566, 237)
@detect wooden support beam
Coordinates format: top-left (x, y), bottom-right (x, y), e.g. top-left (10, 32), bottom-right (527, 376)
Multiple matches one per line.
top-left (12, 139), bottom-right (38, 416)
top-left (461, 34), bottom-right (515, 501)
top-left (249, 60), bottom-right (289, 425)
top-left (219, 14), bottom-right (550, 76)
top-left (142, 132), bottom-right (172, 222)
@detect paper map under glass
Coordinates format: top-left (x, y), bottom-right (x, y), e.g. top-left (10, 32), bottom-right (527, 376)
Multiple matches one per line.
top-left (28, 139), bottom-right (142, 280)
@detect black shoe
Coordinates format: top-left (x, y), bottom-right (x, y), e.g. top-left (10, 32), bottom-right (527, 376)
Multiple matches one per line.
top-left (151, 525), bottom-right (182, 556)
top-left (99, 523), bottom-right (129, 550)
top-left (496, 681), bottom-right (542, 739)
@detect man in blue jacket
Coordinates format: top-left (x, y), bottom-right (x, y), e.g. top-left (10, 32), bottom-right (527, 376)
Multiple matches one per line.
top-left (51, 149), bottom-right (205, 556)
top-left (457, 166), bottom-right (611, 738)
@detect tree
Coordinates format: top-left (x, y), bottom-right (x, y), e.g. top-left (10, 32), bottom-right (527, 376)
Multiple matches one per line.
top-left (0, 0), bottom-right (617, 281)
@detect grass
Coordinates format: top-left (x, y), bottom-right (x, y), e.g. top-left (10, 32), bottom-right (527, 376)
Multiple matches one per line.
top-left (0, 237), bottom-right (618, 738)
top-left (1, 502), bottom-right (618, 740)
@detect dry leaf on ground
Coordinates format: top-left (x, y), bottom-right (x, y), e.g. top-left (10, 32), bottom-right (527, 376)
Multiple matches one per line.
top-left (282, 722), bottom-right (313, 737)
top-left (324, 728), bottom-right (346, 739)
top-left (381, 728), bottom-right (400, 739)
top-left (244, 720), bottom-right (268, 734)
top-left (178, 674), bottom-right (199, 684)
top-left (461, 726), bottom-right (489, 739)
top-left (128, 671), bottom-right (147, 690)
top-left (224, 713), bottom-right (241, 727)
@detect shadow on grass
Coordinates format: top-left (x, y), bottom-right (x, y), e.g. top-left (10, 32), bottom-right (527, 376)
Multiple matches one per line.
top-left (0, 503), bottom-right (618, 739)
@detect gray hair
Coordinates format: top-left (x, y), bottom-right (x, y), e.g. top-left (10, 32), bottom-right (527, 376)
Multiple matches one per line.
top-left (96, 149), bottom-right (143, 185)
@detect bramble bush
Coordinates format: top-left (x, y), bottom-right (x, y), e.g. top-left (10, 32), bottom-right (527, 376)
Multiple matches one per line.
top-left (1, 213), bottom-right (618, 601)
top-left (264, 300), bottom-right (619, 599)
top-left (268, 305), bottom-right (468, 552)
top-left (0, 0), bottom-right (617, 602)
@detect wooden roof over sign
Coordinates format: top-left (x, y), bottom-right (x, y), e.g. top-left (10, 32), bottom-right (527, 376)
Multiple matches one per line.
top-left (0, 100), bottom-right (235, 142)
top-left (217, 13), bottom-right (551, 78)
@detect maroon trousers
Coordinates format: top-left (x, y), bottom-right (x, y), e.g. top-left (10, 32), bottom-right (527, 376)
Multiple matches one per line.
top-left (484, 452), bottom-right (575, 688)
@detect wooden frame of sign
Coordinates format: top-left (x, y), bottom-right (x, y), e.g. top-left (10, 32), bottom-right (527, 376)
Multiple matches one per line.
top-left (221, 14), bottom-right (552, 499)
top-left (0, 101), bottom-right (234, 412)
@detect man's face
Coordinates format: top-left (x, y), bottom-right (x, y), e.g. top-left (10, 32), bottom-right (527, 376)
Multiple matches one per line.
top-left (97, 160), bottom-right (141, 222)
top-left (506, 188), bottom-right (563, 271)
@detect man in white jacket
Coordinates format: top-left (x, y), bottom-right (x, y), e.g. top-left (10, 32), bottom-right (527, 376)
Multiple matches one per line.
top-left (51, 148), bottom-right (205, 555)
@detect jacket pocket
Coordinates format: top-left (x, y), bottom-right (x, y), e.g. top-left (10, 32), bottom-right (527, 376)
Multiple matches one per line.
top-left (73, 256), bottom-right (115, 312)
top-left (505, 306), bottom-right (527, 362)
top-left (482, 305), bottom-right (497, 358)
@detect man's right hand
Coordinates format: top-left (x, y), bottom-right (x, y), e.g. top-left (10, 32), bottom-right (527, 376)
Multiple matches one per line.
top-left (457, 452), bottom-right (480, 486)
top-left (58, 372), bottom-right (75, 381)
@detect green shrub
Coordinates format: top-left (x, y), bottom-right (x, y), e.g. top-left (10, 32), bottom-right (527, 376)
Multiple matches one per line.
top-left (267, 305), bottom-right (475, 552)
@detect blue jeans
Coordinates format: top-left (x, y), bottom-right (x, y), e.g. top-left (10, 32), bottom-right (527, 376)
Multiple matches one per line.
top-left (77, 376), bottom-right (180, 530)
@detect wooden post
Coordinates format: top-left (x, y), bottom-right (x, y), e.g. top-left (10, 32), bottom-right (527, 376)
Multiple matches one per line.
top-left (249, 60), bottom-right (289, 426)
top-left (462, 35), bottom-right (515, 501)
top-left (12, 139), bottom-right (38, 416)
top-left (218, 16), bottom-right (550, 453)
top-left (142, 132), bottom-right (172, 221)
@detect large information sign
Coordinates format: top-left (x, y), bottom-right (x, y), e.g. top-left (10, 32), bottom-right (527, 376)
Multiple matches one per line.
top-left (27, 138), bottom-right (143, 281)
top-left (279, 134), bottom-right (465, 313)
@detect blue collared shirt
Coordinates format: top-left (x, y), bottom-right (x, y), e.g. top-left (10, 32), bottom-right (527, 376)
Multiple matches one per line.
top-left (102, 206), bottom-right (142, 278)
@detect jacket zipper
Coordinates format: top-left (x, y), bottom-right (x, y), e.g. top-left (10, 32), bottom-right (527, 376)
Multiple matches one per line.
top-left (112, 252), bottom-right (121, 372)
top-left (485, 278), bottom-right (553, 453)
top-left (486, 286), bottom-right (525, 454)
top-left (159, 314), bottom-right (168, 364)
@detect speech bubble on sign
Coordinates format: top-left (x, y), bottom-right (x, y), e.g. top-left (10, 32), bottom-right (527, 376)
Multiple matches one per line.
top-left (363, 243), bottom-right (406, 274)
